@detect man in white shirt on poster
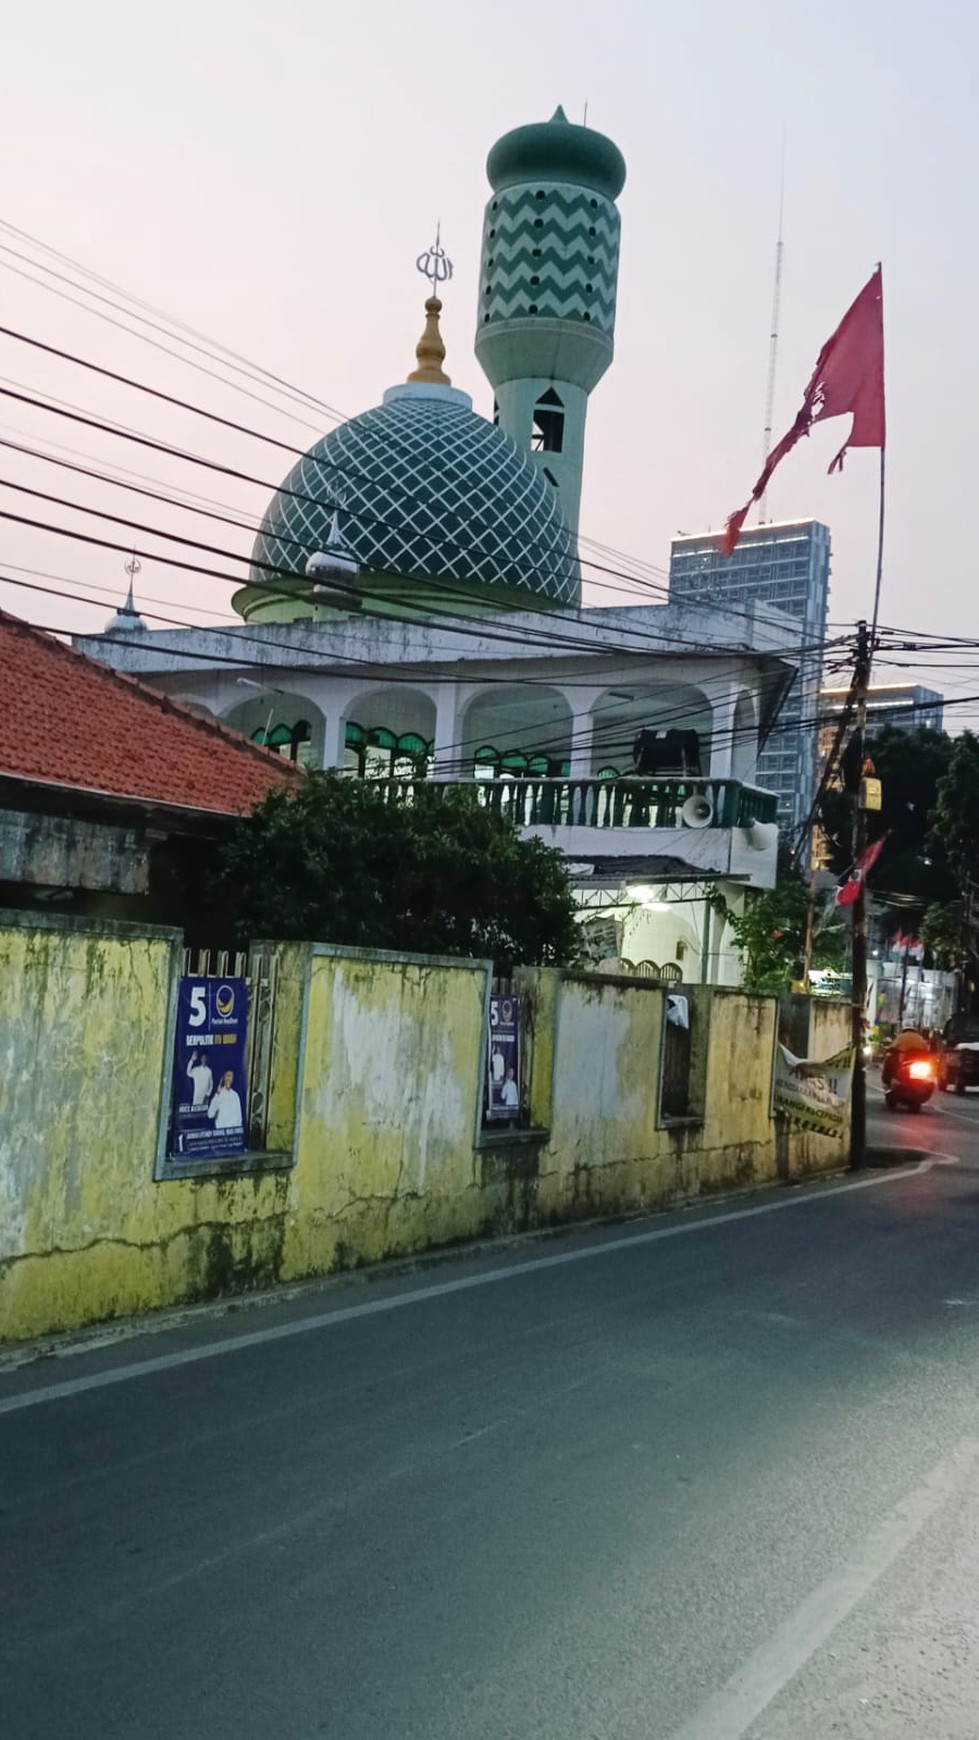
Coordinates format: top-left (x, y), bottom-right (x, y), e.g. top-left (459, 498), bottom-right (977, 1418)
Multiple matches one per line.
top-left (208, 1070), bottom-right (243, 1131)
top-left (186, 1052), bottom-right (213, 1107)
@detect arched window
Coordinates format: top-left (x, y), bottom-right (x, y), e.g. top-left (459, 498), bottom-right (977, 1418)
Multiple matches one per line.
top-left (532, 387), bottom-right (565, 454)
top-left (473, 746), bottom-right (500, 783)
top-left (471, 745), bottom-right (567, 780)
top-left (345, 722), bottom-right (432, 780)
top-left (344, 721), bottom-right (366, 777)
top-left (365, 726), bottom-right (398, 779)
top-left (251, 719), bottom-right (312, 766)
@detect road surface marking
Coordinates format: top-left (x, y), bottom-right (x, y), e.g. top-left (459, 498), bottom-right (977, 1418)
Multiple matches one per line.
top-left (669, 1436), bottom-right (979, 1740)
top-left (0, 1157), bottom-right (954, 1419)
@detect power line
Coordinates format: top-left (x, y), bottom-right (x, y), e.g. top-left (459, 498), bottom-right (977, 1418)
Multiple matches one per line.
top-left (0, 311), bottom-right (841, 647)
top-left (0, 565), bottom-right (847, 769)
top-left (0, 399), bottom-right (839, 672)
top-left (0, 220), bottom-right (859, 686)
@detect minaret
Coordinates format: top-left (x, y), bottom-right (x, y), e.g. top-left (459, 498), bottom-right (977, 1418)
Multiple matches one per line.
top-left (475, 106), bottom-right (626, 534)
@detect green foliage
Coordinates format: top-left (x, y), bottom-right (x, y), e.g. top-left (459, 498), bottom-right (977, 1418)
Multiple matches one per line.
top-left (710, 850), bottom-right (845, 994)
top-left (921, 900), bottom-right (966, 971)
top-left (928, 731), bottom-right (979, 888)
top-left (820, 726), bottom-right (954, 905)
top-left (208, 773), bottom-right (584, 972)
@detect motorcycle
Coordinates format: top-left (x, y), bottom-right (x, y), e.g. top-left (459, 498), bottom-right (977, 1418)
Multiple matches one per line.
top-left (882, 1050), bottom-right (936, 1113)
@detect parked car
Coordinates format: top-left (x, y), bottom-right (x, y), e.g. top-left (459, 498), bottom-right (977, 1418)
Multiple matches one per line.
top-left (939, 1014), bottom-right (979, 1094)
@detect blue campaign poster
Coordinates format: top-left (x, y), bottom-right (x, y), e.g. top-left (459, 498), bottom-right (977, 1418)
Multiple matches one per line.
top-left (170, 977), bottom-right (250, 1160)
top-left (486, 994), bottom-right (521, 1122)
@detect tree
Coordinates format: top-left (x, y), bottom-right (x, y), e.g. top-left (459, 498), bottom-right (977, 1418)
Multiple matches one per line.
top-left (710, 849), bottom-right (845, 994)
top-left (928, 731), bottom-right (979, 888)
top-left (207, 774), bottom-right (584, 972)
top-left (819, 726), bottom-right (955, 929)
top-left (921, 900), bottom-right (968, 972)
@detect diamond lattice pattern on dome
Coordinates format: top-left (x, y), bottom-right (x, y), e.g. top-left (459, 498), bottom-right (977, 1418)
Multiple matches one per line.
top-left (251, 394), bottom-right (580, 605)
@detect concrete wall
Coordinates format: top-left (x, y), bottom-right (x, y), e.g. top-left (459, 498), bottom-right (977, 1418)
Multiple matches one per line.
top-left (0, 915), bottom-right (851, 1343)
top-left (0, 809), bottom-right (149, 892)
top-left (529, 979), bottom-right (782, 1223)
top-left (0, 915), bottom-right (296, 1342)
top-left (284, 947), bottom-right (488, 1276)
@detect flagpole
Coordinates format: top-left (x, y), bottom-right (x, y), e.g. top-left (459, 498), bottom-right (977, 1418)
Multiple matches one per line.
top-left (850, 446), bottom-right (886, 1169)
top-left (869, 444), bottom-right (887, 655)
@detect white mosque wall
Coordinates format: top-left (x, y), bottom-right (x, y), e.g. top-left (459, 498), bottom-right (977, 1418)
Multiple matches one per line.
top-left (524, 821), bottom-right (776, 890)
top-left (595, 892), bottom-right (745, 985)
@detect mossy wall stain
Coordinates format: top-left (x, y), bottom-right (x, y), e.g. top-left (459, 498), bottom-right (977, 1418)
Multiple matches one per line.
top-left (282, 952), bottom-right (487, 1282)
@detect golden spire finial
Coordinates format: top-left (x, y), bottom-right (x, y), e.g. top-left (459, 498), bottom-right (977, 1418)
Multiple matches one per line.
top-left (408, 296), bottom-right (451, 385)
top-left (409, 224), bottom-right (453, 385)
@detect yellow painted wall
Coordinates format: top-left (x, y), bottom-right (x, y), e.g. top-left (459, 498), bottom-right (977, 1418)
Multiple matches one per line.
top-left (0, 919), bottom-right (850, 1344)
top-left (539, 975), bottom-right (666, 1220)
top-left (0, 917), bottom-right (294, 1341)
top-left (536, 978), bottom-right (805, 1221)
top-left (282, 948), bottom-right (488, 1279)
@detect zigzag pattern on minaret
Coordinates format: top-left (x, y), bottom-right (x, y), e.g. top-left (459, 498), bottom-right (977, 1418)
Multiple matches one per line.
top-left (480, 185), bottom-right (620, 333)
top-left (483, 289), bottom-right (616, 328)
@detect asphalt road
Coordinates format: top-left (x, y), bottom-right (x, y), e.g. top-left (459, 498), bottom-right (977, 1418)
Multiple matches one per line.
top-left (4, 1085), bottom-right (979, 1739)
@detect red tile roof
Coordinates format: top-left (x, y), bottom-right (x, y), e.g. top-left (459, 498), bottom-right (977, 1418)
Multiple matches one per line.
top-left (0, 611), bottom-right (300, 817)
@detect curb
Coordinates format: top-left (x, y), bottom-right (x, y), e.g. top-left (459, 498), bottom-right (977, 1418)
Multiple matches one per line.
top-left (864, 1145), bottom-right (933, 1169)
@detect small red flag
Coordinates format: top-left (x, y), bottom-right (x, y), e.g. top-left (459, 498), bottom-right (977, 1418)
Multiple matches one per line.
top-left (835, 838), bottom-right (884, 908)
top-left (722, 266), bottom-right (885, 554)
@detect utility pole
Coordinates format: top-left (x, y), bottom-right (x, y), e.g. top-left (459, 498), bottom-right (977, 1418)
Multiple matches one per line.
top-left (849, 618), bottom-right (872, 1169)
top-left (801, 868), bottom-right (816, 991)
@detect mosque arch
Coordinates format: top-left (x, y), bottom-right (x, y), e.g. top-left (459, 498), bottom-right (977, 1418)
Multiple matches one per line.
top-left (588, 682), bottom-right (713, 778)
top-left (342, 686), bottom-right (437, 779)
top-left (531, 388), bottom-right (565, 454)
top-left (220, 691), bottom-right (325, 769)
top-left (458, 684), bottom-right (573, 780)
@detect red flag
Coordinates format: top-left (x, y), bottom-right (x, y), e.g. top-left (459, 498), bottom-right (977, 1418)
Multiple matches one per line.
top-left (722, 267), bottom-right (885, 554)
top-left (835, 838), bottom-right (884, 908)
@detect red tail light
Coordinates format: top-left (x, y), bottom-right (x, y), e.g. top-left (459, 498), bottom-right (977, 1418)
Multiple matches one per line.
top-left (908, 1059), bottom-right (935, 1081)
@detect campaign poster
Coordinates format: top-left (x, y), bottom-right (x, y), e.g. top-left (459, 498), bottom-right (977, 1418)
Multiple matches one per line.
top-left (169, 977), bottom-right (250, 1160)
top-left (772, 1043), bottom-right (853, 1136)
top-left (486, 994), bottom-right (521, 1122)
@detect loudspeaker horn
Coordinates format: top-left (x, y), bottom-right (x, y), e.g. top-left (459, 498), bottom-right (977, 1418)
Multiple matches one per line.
top-left (745, 819), bottom-right (779, 852)
top-left (681, 793), bottom-right (714, 829)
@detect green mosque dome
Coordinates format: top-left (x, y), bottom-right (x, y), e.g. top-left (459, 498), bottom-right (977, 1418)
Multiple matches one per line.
top-left (486, 106), bottom-right (626, 202)
top-left (237, 294), bottom-right (580, 621)
top-left (245, 381), bottom-right (579, 617)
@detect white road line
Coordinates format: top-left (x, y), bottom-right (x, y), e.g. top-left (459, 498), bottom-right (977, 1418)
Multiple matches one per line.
top-left (0, 1158), bottom-right (952, 1419)
top-left (669, 1436), bottom-right (979, 1740)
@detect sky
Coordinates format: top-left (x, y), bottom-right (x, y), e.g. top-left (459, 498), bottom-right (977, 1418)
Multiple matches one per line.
top-left (1, 0), bottom-right (977, 718)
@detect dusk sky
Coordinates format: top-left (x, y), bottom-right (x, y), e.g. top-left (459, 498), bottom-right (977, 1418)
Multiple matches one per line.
top-left (1, 0), bottom-right (976, 716)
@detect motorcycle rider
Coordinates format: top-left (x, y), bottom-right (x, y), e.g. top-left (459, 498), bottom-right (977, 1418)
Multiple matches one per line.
top-left (882, 1025), bottom-right (930, 1088)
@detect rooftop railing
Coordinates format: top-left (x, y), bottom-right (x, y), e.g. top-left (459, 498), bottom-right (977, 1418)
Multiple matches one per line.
top-left (374, 776), bottom-right (778, 832)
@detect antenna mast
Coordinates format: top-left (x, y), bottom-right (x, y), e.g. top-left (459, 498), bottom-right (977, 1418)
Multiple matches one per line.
top-left (758, 152), bottom-right (785, 524)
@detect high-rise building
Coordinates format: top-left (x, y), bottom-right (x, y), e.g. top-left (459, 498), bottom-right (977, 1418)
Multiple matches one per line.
top-left (669, 520), bottom-right (831, 832)
top-left (819, 682), bottom-right (944, 742)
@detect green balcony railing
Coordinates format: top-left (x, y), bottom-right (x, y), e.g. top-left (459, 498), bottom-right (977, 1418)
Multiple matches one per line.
top-left (375, 776), bottom-right (778, 832)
